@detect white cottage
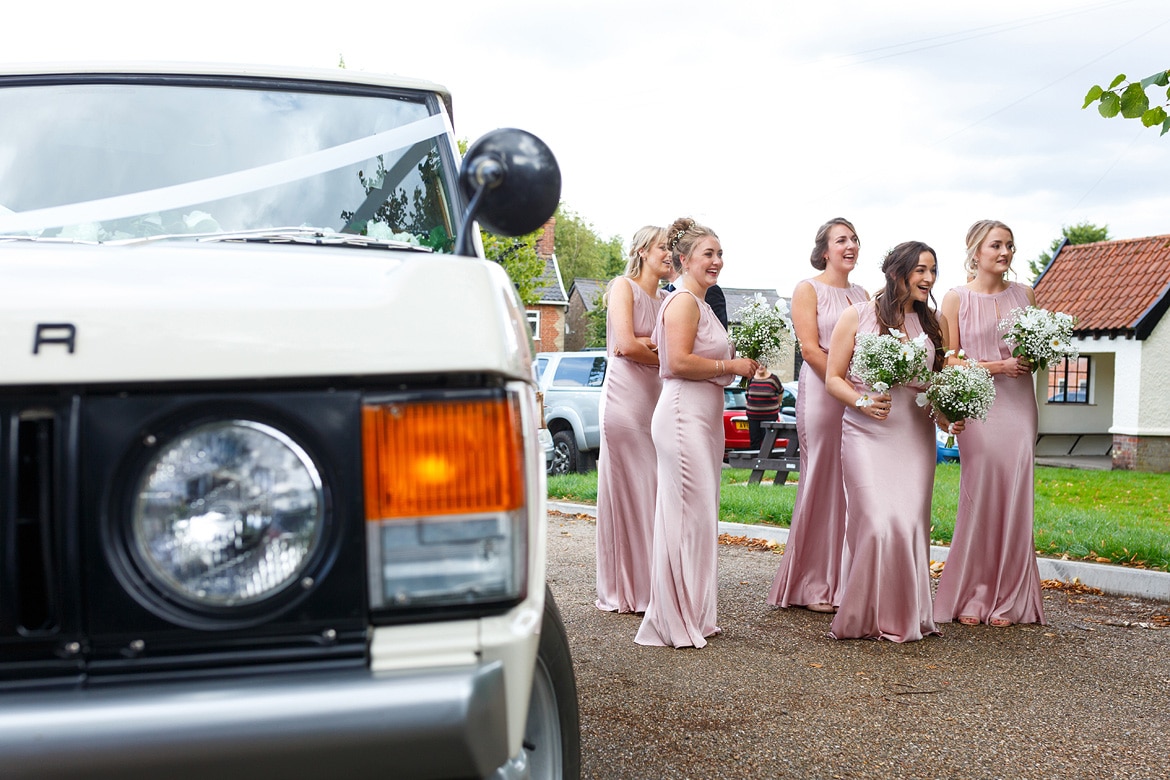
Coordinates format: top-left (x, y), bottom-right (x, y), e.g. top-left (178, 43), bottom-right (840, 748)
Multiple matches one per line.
top-left (1033, 233), bottom-right (1170, 472)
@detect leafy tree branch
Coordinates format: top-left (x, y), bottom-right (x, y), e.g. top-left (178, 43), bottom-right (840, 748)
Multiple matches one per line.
top-left (585, 289), bottom-right (608, 349)
top-left (1083, 69), bottom-right (1170, 136)
top-left (482, 230), bottom-right (545, 305)
top-left (553, 205), bottom-right (625, 283)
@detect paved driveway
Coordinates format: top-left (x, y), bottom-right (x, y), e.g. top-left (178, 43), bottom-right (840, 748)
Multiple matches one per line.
top-left (546, 510), bottom-right (1170, 780)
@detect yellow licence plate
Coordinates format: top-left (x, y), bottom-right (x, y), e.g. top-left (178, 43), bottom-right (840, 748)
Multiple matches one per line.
top-left (734, 420), bottom-right (749, 431)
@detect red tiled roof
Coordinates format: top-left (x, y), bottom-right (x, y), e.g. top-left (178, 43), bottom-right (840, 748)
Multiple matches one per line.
top-left (1034, 234), bottom-right (1170, 339)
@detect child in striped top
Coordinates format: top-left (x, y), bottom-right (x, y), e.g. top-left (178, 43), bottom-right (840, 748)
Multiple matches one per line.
top-left (745, 366), bottom-right (783, 450)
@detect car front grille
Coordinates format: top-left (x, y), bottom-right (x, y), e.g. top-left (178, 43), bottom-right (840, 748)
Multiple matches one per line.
top-left (0, 395), bottom-right (82, 685)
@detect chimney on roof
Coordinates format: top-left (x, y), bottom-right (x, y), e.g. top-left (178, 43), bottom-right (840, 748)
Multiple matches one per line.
top-left (535, 216), bottom-right (556, 258)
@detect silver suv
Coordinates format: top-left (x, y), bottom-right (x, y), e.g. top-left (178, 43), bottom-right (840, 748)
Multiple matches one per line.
top-left (535, 351), bottom-right (607, 474)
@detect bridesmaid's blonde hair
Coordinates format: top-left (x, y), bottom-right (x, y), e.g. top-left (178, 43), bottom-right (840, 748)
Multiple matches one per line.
top-left (604, 225), bottom-right (667, 305)
top-left (964, 220), bottom-right (1013, 277)
top-left (623, 225), bottom-right (667, 279)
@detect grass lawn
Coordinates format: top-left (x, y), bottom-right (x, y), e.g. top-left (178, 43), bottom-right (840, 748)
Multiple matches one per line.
top-left (547, 463), bottom-right (1170, 572)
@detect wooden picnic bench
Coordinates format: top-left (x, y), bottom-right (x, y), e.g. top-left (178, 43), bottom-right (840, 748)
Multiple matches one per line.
top-left (726, 420), bottom-right (800, 486)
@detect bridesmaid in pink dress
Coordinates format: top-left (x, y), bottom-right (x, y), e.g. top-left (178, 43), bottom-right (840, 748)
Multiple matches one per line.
top-left (595, 226), bottom-right (673, 613)
top-left (635, 218), bottom-right (758, 648)
top-left (934, 220), bottom-right (1046, 627)
top-left (769, 218), bottom-right (868, 613)
top-left (825, 241), bottom-right (958, 643)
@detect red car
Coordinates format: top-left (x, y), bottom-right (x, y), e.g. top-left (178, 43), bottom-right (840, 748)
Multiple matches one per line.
top-left (723, 383), bottom-right (796, 456)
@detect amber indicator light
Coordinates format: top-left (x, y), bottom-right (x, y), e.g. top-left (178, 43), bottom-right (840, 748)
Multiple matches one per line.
top-left (362, 398), bottom-right (525, 520)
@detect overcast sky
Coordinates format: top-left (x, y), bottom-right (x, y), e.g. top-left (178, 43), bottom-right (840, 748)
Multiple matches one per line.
top-left (5, 0), bottom-right (1168, 296)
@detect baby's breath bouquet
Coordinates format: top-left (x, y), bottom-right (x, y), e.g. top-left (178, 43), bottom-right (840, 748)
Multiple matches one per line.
top-left (918, 353), bottom-right (996, 447)
top-left (729, 294), bottom-right (794, 385)
top-left (998, 306), bottom-right (1078, 372)
top-left (849, 328), bottom-right (930, 405)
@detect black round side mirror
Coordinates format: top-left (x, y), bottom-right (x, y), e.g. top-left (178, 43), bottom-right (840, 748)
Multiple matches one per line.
top-left (455, 129), bottom-right (561, 255)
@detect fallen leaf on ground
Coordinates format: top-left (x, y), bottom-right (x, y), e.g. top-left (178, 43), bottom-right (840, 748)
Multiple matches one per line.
top-left (548, 510), bottom-right (597, 522)
top-left (1041, 579), bottom-right (1103, 595)
top-left (718, 533), bottom-right (784, 553)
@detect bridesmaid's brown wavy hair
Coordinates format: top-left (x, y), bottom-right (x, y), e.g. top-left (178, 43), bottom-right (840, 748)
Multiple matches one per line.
top-left (874, 241), bottom-right (945, 371)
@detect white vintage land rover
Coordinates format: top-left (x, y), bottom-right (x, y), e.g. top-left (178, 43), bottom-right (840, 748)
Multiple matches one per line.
top-left (0, 63), bottom-right (579, 779)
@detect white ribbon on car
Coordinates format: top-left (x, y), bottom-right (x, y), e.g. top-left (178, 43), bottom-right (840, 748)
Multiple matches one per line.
top-left (0, 113), bottom-right (449, 234)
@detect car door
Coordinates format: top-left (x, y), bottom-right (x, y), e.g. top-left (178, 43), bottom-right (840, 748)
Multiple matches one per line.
top-left (551, 355), bottom-right (607, 450)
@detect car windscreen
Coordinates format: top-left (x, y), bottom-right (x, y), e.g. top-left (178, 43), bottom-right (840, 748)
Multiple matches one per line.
top-left (0, 78), bottom-right (458, 249)
top-left (551, 357), bottom-right (607, 388)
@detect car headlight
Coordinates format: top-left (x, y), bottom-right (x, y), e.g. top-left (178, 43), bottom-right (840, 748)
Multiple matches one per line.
top-left (131, 420), bottom-right (325, 607)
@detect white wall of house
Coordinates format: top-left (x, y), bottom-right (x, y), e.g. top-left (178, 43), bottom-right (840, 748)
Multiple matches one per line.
top-left (1136, 321), bottom-right (1170, 436)
top-left (1105, 338), bottom-right (1142, 433)
top-left (1067, 329), bottom-right (1170, 438)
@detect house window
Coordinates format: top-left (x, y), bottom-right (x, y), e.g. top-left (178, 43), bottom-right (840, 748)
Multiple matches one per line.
top-left (1046, 356), bottom-right (1090, 404)
top-left (527, 310), bottom-right (540, 341)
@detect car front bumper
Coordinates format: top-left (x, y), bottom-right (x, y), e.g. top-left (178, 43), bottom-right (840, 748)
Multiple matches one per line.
top-left (0, 663), bottom-right (510, 780)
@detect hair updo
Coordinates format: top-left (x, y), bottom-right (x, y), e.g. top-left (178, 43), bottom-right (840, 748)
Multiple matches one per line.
top-left (963, 219), bottom-right (1013, 277)
top-left (667, 217), bottom-right (718, 274)
top-left (809, 217), bottom-right (858, 270)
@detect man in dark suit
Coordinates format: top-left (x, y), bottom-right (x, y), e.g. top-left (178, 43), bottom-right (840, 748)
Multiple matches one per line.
top-left (705, 284), bottom-right (729, 330)
top-left (662, 280), bottom-right (729, 331)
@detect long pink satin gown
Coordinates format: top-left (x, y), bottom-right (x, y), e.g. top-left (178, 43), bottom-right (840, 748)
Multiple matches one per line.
top-left (934, 282), bottom-right (1045, 626)
top-left (829, 303), bottom-right (940, 642)
top-left (769, 278), bottom-right (866, 609)
top-left (635, 289), bottom-right (733, 648)
top-left (596, 277), bottom-right (664, 613)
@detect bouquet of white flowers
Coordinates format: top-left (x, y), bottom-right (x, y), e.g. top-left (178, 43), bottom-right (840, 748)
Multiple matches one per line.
top-left (998, 305), bottom-right (1078, 372)
top-left (919, 354), bottom-right (996, 447)
top-left (849, 328), bottom-right (930, 405)
top-left (729, 294), bottom-right (794, 382)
